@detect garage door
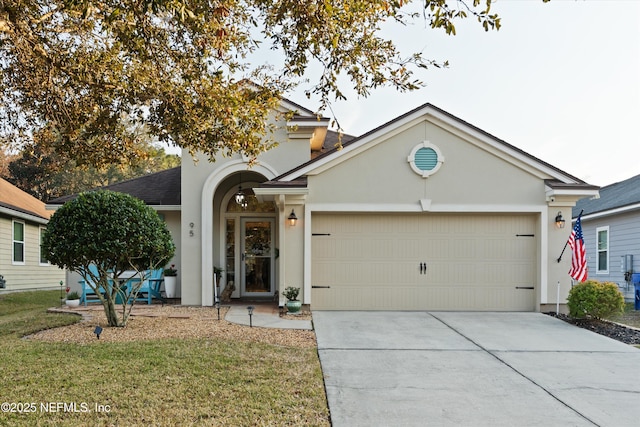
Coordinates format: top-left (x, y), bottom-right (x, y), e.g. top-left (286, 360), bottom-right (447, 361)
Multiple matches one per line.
top-left (311, 213), bottom-right (537, 311)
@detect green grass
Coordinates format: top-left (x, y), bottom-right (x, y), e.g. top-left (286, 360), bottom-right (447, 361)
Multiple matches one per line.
top-left (0, 291), bottom-right (330, 426)
top-left (0, 290), bottom-right (81, 338)
top-left (606, 302), bottom-right (640, 329)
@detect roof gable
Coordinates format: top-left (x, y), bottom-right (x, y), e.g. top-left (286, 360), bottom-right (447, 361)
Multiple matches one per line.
top-left (273, 103), bottom-right (590, 186)
top-left (0, 178), bottom-right (51, 220)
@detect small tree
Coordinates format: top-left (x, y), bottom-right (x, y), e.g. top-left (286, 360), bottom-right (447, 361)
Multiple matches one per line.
top-left (43, 190), bottom-right (175, 326)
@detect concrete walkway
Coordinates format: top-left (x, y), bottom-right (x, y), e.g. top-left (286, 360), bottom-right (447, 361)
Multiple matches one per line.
top-left (225, 303), bottom-right (313, 330)
top-left (314, 311), bottom-right (640, 427)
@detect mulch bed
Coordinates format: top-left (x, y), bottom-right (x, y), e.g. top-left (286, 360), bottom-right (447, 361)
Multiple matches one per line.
top-left (545, 312), bottom-right (640, 345)
top-left (30, 305), bottom-right (316, 347)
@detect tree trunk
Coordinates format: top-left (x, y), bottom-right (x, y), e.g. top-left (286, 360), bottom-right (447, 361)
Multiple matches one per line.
top-left (104, 300), bottom-right (122, 327)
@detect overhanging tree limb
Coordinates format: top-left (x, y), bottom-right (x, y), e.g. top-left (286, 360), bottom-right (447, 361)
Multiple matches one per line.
top-left (0, 1), bottom-right (546, 166)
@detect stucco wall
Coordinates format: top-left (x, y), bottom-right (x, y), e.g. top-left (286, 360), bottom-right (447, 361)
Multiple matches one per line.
top-left (304, 117), bottom-right (583, 311)
top-left (307, 119), bottom-right (547, 207)
top-left (180, 119), bottom-right (316, 305)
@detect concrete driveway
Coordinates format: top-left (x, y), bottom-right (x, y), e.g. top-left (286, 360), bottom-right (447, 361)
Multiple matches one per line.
top-left (313, 312), bottom-right (640, 427)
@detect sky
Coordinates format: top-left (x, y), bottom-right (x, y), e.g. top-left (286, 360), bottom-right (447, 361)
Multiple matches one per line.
top-left (282, 0), bottom-right (640, 188)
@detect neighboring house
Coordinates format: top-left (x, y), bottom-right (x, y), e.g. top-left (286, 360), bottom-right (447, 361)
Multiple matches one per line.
top-left (49, 99), bottom-right (599, 311)
top-left (0, 178), bottom-right (65, 291)
top-left (573, 174), bottom-right (640, 300)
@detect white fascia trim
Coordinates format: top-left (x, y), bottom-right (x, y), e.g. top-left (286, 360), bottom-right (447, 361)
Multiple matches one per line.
top-left (253, 187), bottom-right (309, 197)
top-left (279, 100), bottom-right (317, 117)
top-left (45, 204), bottom-right (182, 212)
top-left (580, 203), bottom-right (640, 221)
top-left (0, 206), bottom-right (48, 224)
top-left (149, 205), bottom-right (182, 211)
top-left (545, 187), bottom-right (599, 199)
top-left (286, 119), bottom-right (330, 128)
top-left (306, 203), bottom-right (545, 213)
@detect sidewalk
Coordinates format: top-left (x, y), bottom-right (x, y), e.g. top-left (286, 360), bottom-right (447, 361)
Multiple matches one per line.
top-left (224, 303), bottom-right (313, 330)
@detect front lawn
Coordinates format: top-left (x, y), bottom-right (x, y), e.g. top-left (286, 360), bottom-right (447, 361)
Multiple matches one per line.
top-left (0, 291), bottom-right (330, 426)
top-left (606, 302), bottom-right (640, 329)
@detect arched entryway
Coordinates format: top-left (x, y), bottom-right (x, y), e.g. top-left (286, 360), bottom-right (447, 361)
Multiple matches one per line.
top-left (200, 161), bottom-right (278, 306)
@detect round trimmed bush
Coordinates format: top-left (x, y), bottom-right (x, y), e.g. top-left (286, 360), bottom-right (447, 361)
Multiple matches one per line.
top-left (567, 280), bottom-right (624, 319)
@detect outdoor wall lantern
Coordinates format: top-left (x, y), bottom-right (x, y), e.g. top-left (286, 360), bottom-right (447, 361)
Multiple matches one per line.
top-left (235, 172), bottom-right (247, 208)
top-left (555, 211), bottom-right (566, 229)
top-left (288, 209), bottom-right (298, 226)
top-left (235, 185), bottom-right (245, 206)
top-left (247, 306), bottom-right (255, 327)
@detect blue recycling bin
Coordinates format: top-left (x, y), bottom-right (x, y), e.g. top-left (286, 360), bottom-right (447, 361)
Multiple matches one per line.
top-left (633, 273), bottom-right (640, 311)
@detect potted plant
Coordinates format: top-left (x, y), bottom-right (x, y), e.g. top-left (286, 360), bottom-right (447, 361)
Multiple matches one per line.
top-left (163, 264), bottom-right (178, 298)
top-left (282, 286), bottom-right (302, 314)
top-left (65, 290), bottom-right (81, 307)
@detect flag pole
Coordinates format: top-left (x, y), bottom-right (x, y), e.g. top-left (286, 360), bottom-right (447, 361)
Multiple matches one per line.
top-left (557, 209), bottom-right (583, 263)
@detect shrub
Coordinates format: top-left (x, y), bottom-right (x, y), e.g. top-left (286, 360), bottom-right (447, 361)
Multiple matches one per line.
top-left (567, 280), bottom-right (625, 319)
top-left (43, 190), bottom-right (175, 326)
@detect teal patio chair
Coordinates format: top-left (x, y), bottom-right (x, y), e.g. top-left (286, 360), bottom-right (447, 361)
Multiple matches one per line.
top-left (79, 264), bottom-right (114, 306)
top-left (132, 269), bottom-right (166, 304)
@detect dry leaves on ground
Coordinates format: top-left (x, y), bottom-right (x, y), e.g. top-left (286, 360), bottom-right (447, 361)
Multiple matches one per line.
top-left (30, 306), bottom-right (316, 348)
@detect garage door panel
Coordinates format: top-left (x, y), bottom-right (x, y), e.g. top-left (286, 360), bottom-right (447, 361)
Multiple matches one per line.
top-left (311, 213), bottom-right (537, 311)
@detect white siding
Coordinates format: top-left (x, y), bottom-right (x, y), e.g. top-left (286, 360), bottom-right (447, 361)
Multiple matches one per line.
top-left (0, 216), bottom-right (64, 291)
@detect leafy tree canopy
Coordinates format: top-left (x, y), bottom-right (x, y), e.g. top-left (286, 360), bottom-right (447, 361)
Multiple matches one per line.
top-left (0, 0), bottom-right (537, 166)
top-left (2, 127), bottom-right (180, 201)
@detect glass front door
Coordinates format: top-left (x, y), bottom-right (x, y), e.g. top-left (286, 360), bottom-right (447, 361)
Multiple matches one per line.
top-left (241, 218), bottom-right (274, 296)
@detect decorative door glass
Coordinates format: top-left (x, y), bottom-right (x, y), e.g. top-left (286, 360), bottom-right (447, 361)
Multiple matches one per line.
top-left (241, 219), bottom-right (274, 295)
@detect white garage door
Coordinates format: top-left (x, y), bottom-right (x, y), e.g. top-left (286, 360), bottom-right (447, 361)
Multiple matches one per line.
top-left (311, 213), bottom-right (537, 311)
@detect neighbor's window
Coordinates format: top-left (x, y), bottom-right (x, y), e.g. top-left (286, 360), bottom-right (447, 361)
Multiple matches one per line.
top-left (596, 226), bottom-right (609, 274)
top-left (40, 226), bottom-right (49, 265)
top-left (13, 220), bottom-right (25, 264)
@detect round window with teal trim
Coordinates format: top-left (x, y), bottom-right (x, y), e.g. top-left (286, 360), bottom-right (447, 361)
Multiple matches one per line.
top-left (408, 142), bottom-right (444, 177)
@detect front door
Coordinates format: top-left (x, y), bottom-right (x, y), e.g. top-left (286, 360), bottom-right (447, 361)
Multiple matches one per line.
top-left (241, 218), bottom-right (275, 297)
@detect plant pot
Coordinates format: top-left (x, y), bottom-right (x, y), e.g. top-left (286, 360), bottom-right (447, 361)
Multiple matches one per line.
top-left (65, 299), bottom-right (80, 307)
top-left (286, 300), bottom-right (302, 314)
top-left (164, 276), bottom-right (177, 298)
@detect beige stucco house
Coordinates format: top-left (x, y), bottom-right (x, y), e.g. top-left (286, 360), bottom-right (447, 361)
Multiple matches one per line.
top-left (50, 100), bottom-right (599, 311)
top-left (0, 178), bottom-right (65, 291)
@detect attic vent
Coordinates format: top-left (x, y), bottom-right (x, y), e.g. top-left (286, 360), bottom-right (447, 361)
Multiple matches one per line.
top-left (408, 141), bottom-right (444, 178)
top-left (415, 148), bottom-right (438, 170)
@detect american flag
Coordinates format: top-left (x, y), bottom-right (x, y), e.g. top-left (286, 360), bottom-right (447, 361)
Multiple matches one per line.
top-left (568, 216), bottom-right (588, 282)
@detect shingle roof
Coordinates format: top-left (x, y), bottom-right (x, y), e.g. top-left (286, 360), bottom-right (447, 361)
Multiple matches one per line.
top-left (48, 167), bottom-right (181, 206)
top-left (0, 178), bottom-right (51, 220)
top-left (573, 173), bottom-right (640, 218)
